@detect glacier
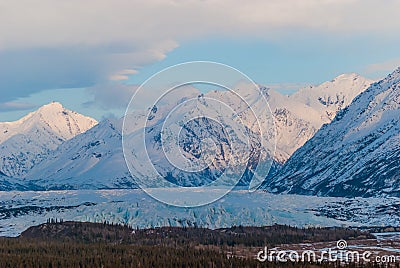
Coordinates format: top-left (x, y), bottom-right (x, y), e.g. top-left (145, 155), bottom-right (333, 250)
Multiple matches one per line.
top-left (1, 189), bottom-right (399, 237)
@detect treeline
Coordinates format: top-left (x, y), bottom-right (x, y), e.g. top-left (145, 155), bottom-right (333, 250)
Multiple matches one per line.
top-left (21, 220), bottom-right (373, 247)
top-left (129, 224), bottom-right (372, 247)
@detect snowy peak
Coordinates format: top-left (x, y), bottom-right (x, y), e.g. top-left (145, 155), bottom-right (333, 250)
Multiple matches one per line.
top-left (0, 102), bottom-right (97, 143)
top-left (332, 72), bottom-right (362, 81)
top-left (290, 73), bottom-right (374, 122)
top-left (0, 102), bottom-right (98, 177)
top-left (304, 72), bottom-right (368, 92)
top-left (37, 101), bottom-right (64, 111)
top-left (265, 73), bottom-right (373, 162)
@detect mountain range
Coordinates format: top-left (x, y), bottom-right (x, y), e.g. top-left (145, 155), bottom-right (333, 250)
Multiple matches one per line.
top-left (0, 73), bottom-right (375, 191)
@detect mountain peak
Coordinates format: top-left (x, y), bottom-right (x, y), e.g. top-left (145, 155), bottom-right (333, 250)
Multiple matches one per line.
top-left (385, 66), bottom-right (400, 82)
top-left (39, 101), bottom-right (64, 110)
top-left (0, 103), bottom-right (98, 177)
top-left (333, 72), bottom-right (361, 80)
top-left (34, 102), bottom-right (97, 138)
top-left (22, 102), bottom-right (98, 136)
top-left (36, 101), bottom-right (68, 115)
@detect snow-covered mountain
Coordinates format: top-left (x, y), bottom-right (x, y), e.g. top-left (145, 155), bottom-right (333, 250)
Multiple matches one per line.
top-left (23, 74), bottom-right (372, 189)
top-left (0, 102), bottom-right (97, 177)
top-left (25, 119), bottom-right (135, 189)
top-left (265, 68), bottom-right (400, 197)
top-left (123, 86), bottom-right (274, 188)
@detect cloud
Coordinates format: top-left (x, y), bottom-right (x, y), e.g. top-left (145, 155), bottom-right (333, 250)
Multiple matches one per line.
top-left (1, 0), bottom-right (400, 51)
top-left (109, 69), bottom-right (138, 81)
top-left (0, 101), bottom-right (37, 112)
top-left (1, 0), bottom-right (400, 103)
top-left (0, 40), bottom-right (177, 103)
top-left (85, 83), bottom-right (138, 110)
top-left (364, 58), bottom-right (400, 76)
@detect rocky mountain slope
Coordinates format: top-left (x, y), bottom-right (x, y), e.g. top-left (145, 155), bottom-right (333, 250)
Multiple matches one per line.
top-left (265, 68), bottom-right (400, 197)
top-left (270, 73), bottom-right (373, 162)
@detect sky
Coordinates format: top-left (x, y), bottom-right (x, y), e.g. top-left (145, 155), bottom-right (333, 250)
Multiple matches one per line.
top-left (1, 0), bottom-right (400, 121)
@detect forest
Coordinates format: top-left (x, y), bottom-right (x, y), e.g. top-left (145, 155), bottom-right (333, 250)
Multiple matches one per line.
top-left (0, 221), bottom-right (392, 267)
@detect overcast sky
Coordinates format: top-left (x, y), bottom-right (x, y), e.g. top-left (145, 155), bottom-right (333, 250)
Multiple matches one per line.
top-left (1, 0), bottom-right (400, 121)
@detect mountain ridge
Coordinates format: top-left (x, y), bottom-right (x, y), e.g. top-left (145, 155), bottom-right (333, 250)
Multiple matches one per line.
top-left (265, 67), bottom-right (400, 197)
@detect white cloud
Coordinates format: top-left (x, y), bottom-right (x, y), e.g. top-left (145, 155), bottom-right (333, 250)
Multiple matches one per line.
top-left (0, 39), bottom-right (177, 103)
top-left (85, 83), bottom-right (138, 110)
top-left (109, 69), bottom-right (139, 81)
top-left (0, 101), bottom-right (36, 112)
top-left (364, 58), bottom-right (400, 76)
top-left (1, 0), bottom-right (399, 51)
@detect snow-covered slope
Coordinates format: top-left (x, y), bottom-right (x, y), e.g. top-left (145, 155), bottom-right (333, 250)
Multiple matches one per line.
top-left (269, 73), bottom-right (373, 162)
top-left (290, 73), bottom-right (372, 123)
top-left (266, 68), bottom-right (400, 197)
top-left (26, 119), bottom-right (135, 189)
top-left (0, 102), bottom-right (97, 177)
